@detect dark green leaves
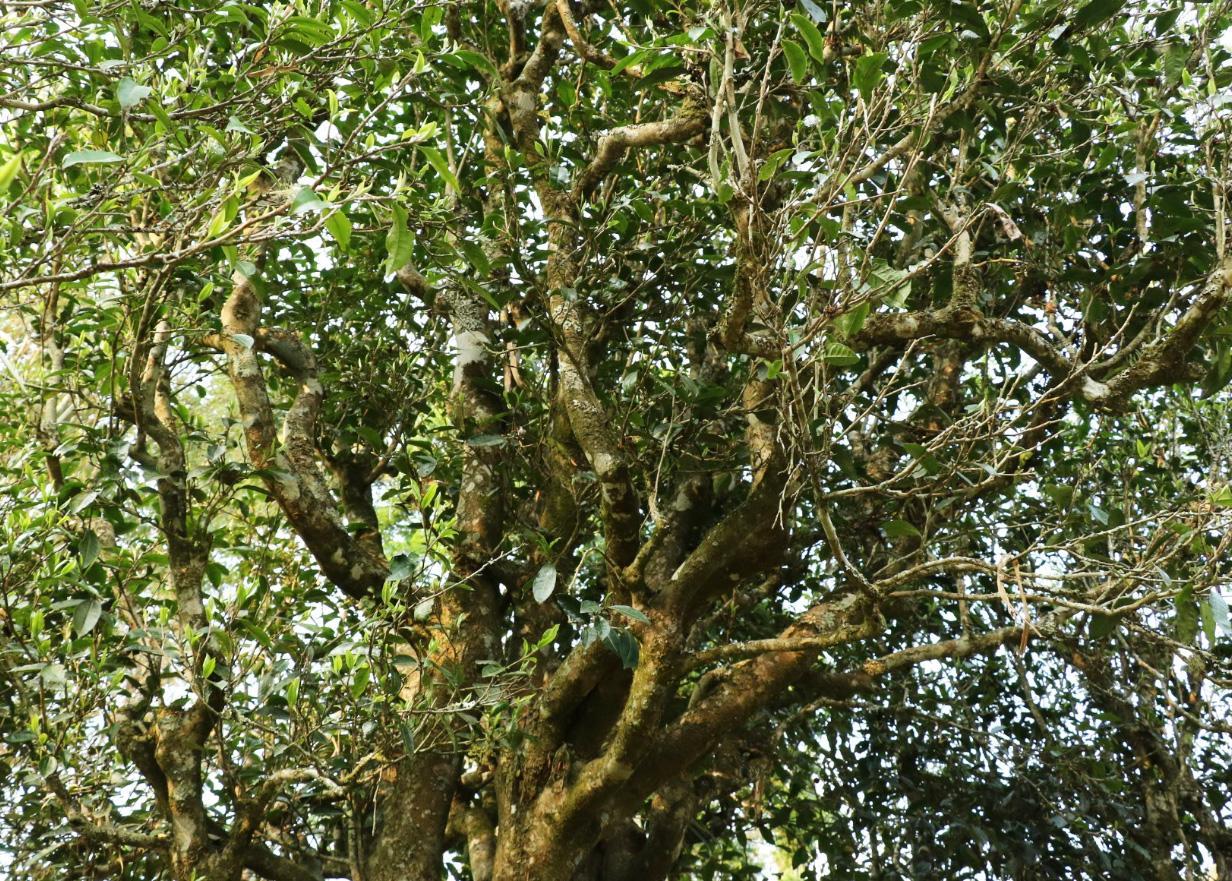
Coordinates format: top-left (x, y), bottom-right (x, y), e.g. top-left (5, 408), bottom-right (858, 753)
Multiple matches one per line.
top-left (834, 301), bottom-right (870, 337)
top-left (446, 48), bottom-right (498, 78)
top-left (1208, 591), bottom-right (1230, 636)
top-left (276, 15), bottom-right (335, 49)
top-left (1088, 612), bottom-right (1119, 640)
top-left (387, 552), bottom-right (414, 581)
top-left (291, 187), bottom-right (328, 213)
top-left (78, 529), bottom-right (100, 570)
top-left (607, 628), bottom-right (639, 669)
top-left (1071, 0), bottom-right (1127, 32)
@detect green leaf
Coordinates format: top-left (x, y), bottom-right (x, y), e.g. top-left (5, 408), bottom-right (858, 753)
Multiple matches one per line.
top-left (78, 529), bottom-right (100, 570)
top-left (532, 563), bottom-right (557, 603)
top-left (399, 720), bottom-right (417, 754)
top-left (1209, 484), bottom-right (1232, 508)
top-left (68, 490), bottom-right (98, 514)
top-left (790, 13), bottom-right (826, 63)
top-left (62, 150), bottom-right (123, 168)
top-left (283, 15), bottom-right (335, 46)
top-left (417, 145), bottom-right (460, 194)
top-left (609, 604), bottom-right (650, 624)
top-left (387, 552), bottom-right (414, 581)
top-left (285, 676), bottom-right (300, 705)
top-left (605, 628), bottom-right (640, 669)
top-left (325, 208), bottom-right (352, 250)
top-left (115, 77), bottom-right (152, 109)
top-left (611, 48), bottom-right (651, 76)
top-left (634, 65), bottom-right (686, 91)
top-left (536, 623), bottom-right (560, 650)
top-left (1088, 613), bottom-right (1120, 640)
top-left (900, 442), bottom-right (942, 475)
top-left (448, 48), bottom-right (497, 77)
top-left (385, 203), bottom-right (414, 274)
top-left (292, 187), bottom-right (327, 213)
top-left (758, 147), bottom-right (794, 182)
top-left (465, 434), bottom-right (505, 447)
top-left (225, 115), bottom-right (254, 134)
top-left (201, 655), bottom-right (216, 679)
top-left (853, 52), bottom-right (888, 101)
top-left (350, 664), bottom-right (371, 698)
top-left (1072, 0), bottom-right (1126, 30)
top-left (1162, 41), bottom-right (1189, 86)
top-left (413, 598), bottom-right (434, 621)
top-left (459, 239), bottom-right (490, 274)
top-left (881, 519), bottom-right (921, 540)
top-left (835, 301), bottom-right (870, 337)
top-left (823, 341), bottom-right (860, 366)
top-left (206, 196), bottom-right (237, 237)
top-left (782, 39), bottom-right (809, 83)
top-left (72, 598), bottom-right (102, 636)
top-left (0, 152), bottom-right (23, 193)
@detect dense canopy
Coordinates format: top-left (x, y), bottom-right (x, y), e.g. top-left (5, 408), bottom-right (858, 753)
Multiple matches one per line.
top-left (1, 1), bottom-right (1231, 880)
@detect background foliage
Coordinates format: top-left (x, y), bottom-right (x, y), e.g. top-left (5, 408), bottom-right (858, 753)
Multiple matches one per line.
top-left (1, 1), bottom-right (1231, 880)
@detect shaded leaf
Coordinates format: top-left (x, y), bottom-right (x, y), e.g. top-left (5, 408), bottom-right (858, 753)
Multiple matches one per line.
top-left (853, 52), bottom-right (888, 100)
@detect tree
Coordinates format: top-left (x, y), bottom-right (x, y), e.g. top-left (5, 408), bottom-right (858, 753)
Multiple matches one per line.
top-left (1, 0), bottom-right (1231, 879)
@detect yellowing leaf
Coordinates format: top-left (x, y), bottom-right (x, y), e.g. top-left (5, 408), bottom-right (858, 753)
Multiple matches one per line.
top-left (0, 152), bottom-right (23, 193)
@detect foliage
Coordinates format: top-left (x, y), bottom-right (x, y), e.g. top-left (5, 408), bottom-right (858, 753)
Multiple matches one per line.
top-left (1, 1), bottom-right (1231, 880)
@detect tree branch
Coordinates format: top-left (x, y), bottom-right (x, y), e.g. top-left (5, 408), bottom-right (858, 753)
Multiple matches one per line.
top-left (218, 271), bottom-right (389, 600)
top-left (1091, 258), bottom-right (1232, 407)
top-left (571, 110), bottom-right (708, 202)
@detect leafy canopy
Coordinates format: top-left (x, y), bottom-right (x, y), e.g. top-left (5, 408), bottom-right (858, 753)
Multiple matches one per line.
top-left (1, 1), bottom-right (1231, 880)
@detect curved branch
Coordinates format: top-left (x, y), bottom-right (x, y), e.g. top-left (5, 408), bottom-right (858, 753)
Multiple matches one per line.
top-left (1091, 258), bottom-right (1232, 407)
top-left (218, 270), bottom-right (389, 600)
top-left (555, 0), bottom-right (617, 69)
top-left (571, 110), bottom-right (708, 202)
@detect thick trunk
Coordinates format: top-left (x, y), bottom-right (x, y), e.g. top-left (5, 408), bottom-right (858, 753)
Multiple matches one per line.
top-left (366, 753), bottom-right (461, 881)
